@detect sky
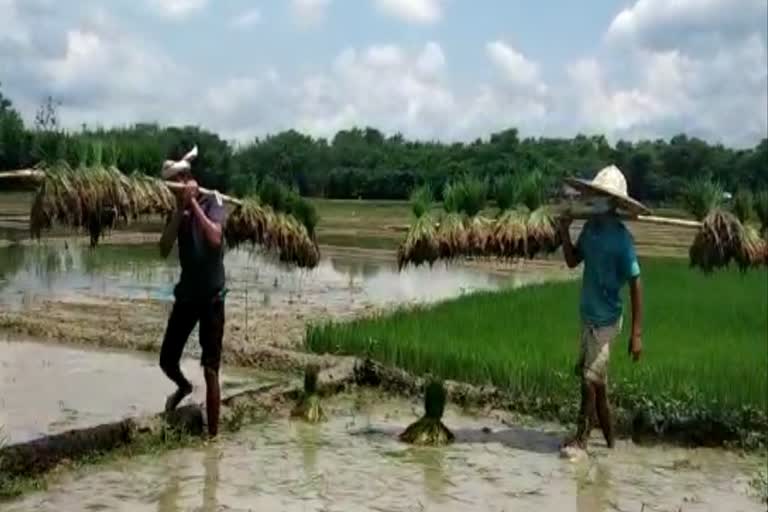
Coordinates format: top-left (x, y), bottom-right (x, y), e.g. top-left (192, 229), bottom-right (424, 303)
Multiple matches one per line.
top-left (1, 0), bottom-right (766, 148)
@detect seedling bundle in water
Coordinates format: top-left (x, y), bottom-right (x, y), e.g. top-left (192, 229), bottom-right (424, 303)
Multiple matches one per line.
top-left (399, 379), bottom-right (454, 446)
top-left (290, 365), bottom-right (325, 423)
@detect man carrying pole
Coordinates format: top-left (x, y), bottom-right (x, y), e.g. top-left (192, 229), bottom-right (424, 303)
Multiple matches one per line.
top-left (158, 145), bottom-right (226, 438)
top-left (557, 165), bottom-right (645, 453)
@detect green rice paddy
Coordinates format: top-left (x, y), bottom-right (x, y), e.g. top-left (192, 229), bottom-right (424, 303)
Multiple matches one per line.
top-left (307, 258), bottom-right (768, 435)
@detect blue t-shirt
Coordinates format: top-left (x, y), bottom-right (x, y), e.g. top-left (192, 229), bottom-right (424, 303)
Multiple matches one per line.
top-left (576, 216), bottom-right (640, 327)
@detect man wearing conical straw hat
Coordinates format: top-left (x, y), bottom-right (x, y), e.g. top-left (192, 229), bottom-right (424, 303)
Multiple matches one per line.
top-left (558, 164), bottom-right (646, 453)
top-left (158, 144), bottom-right (227, 438)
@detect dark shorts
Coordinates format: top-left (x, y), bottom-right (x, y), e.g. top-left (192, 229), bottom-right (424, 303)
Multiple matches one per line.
top-left (160, 294), bottom-right (225, 371)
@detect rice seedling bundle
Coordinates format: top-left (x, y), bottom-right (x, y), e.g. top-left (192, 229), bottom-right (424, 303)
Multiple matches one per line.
top-left (223, 199), bottom-right (320, 269)
top-left (525, 206), bottom-right (561, 259)
top-left (290, 365), bottom-right (325, 423)
top-left (436, 213), bottom-right (468, 259)
top-left (399, 379), bottom-right (454, 446)
top-left (466, 216), bottom-right (494, 256)
top-left (397, 214), bottom-right (439, 270)
top-left (18, 164), bottom-right (320, 268)
top-left (737, 225), bottom-right (767, 269)
top-left (755, 190), bottom-right (768, 237)
top-left (492, 209), bottom-right (528, 258)
top-left (689, 209), bottom-right (750, 272)
top-left (29, 163), bottom-right (175, 247)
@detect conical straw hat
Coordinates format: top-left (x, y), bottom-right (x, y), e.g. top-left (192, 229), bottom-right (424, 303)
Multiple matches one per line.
top-left (564, 165), bottom-right (651, 216)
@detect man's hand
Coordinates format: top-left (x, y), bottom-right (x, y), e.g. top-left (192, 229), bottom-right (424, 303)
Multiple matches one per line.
top-left (628, 333), bottom-right (642, 362)
top-left (181, 180), bottom-right (199, 207)
top-left (558, 215), bottom-right (573, 235)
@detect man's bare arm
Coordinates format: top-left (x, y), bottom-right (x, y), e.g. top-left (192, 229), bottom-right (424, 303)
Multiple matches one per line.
top-left (159, 207), bottom-right (183, 258)
top-left (628, 276), bottom-right (643, 361)
top-left (559, 218), bottom-right (582, 268)
top-left (189, 198), bottom-right (223, 248)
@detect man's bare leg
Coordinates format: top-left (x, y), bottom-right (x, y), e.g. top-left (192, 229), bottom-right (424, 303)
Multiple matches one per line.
top-left (594, 382), bottom-right (614, 448)
top-left (563, 379), bottom-right (596, 449)
top-left (204, 367), bottom-right (220, 438)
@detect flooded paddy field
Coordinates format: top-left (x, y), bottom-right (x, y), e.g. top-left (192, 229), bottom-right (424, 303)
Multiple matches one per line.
top-left (3, 392), bottom-right (765, 512)
top-left (0, 336), bottom-right (282, 444)
top-left (0, 239), bottom-right (574, 358)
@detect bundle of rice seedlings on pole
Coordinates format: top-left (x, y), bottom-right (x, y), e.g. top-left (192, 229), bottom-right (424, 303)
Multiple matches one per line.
top-left (28, 163), bottom-right (172, 247)
top-left (3, 161), bottom-right (320, 269)
top-left (452, 176), bottom-right (492, 256)
top-left (466, 215), bottom-right (494, 256)
top-left (518, 170), bottom-right (560, 259)
top-left (492, 208), bottom-right (528, 258)
top-left (436, 182), bottom-right (468, 259)
top-left (737, 224), bottom-right (767, 268)
top-left (436, 212), bottom-right (468, 259)
top-left (688, 209), bottom-right (751, 272)
top-left (222, 199), bottom-right (320, 269)
top-left (732, 188), bottom-right (754, 225)
top-left (489, 174), bottom-right (527, 259)
top-left (399, 378), bottom-right (454, 446)
top-left (681, 179), bottom-right (759, 272)
top-left (755, 190), bottom-right (768, 238)
top-left (397, 185), bottom-right (439, 269)
top-left (290, 364), bottom-right (325, 423)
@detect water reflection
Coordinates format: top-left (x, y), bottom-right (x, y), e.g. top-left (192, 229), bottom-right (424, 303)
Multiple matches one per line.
top-left (201, 446), bottom-right (221, 511)
top-left (0, 241), bottom-right (519, 313)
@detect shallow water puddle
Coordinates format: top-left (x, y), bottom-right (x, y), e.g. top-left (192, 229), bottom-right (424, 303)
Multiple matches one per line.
top-left (4, 393), bottom-right (764, 511)
top-left (0, 241), bottom-right (560, 315)
top-left (0, 337), bottom-right (280, 444)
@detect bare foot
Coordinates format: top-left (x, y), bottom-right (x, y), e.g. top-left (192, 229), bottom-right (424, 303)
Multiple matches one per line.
top-left (165, 385), bottom-right (193, 412)
top-left (560, 433), bottom-right (587, 450)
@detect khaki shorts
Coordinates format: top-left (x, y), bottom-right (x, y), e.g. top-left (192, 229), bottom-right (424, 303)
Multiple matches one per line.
top-left (578, 317), bottom-right (622, 385)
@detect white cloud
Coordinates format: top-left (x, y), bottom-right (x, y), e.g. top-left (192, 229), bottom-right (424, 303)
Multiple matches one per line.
top-left (586, 0), bottom-right (768, 146)
top-left (230, 8), bottom-right (262, 29)
top-left (373, 0), bottom-right (444, 24)
top-left (486, 41), bottom-right (547, 95)
top-left (1, 0), bottom-right (764, 149)
top-left (146, 0), bottom-right (207, 19)
top-left (606, 0), bottom-right (767, 53)
top-left (291, 0), bottom-right (331, 27)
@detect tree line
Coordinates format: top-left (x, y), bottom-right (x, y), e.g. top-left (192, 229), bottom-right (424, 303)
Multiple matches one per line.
top-left (1, 86), bottom-right (766, 206)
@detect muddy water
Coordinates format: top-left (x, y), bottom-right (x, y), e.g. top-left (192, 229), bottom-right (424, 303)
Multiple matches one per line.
top-left (4, 392), bottom-right (764, 512)
top-left (0, 240), bottom-right (566, 316)
top-left (0, 336), bottom-right (282, 444)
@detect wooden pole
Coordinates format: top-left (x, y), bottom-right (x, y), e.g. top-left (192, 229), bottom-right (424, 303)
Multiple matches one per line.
top-left (0, 169), bottom-right (243, 207)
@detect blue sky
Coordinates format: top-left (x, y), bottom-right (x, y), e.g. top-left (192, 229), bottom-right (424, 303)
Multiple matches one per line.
top-left (1, 0), bottom-right (766, 147)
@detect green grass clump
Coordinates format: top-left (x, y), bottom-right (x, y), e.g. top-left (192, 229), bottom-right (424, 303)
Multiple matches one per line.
top-left (307, 258), bottom-right (768, 439)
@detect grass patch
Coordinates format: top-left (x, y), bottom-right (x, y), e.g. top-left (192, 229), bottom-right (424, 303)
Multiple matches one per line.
top-left (307, 257), bottom-right (768, 442)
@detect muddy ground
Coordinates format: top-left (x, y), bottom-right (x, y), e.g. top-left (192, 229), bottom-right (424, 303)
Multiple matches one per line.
top-left (4, 389), bottom-right (767, 512)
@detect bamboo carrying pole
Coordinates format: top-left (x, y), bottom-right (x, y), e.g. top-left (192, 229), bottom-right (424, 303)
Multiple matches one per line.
top-left (0, 169), bottom-right (243, 207)
top-left (0, 169), bottom-right (704, 229)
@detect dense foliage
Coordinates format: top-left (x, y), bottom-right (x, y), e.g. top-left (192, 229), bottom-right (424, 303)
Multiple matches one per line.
top-left (1, 86), bottom-right (766, 205)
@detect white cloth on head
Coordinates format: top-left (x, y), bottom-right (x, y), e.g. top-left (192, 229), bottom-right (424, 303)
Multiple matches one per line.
top-left (162, 145), bottom-right (198, 179)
